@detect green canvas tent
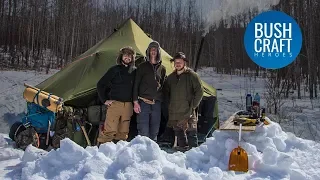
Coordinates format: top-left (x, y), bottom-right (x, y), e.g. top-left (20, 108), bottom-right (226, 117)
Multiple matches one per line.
top-left (35, 18), bottom-right (219, 144)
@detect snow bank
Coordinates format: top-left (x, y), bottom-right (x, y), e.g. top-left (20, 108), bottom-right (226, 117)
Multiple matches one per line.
top-left (0, 120), bottom-right (318, 180)
top-left (0, 134), bottom-right (23, 161)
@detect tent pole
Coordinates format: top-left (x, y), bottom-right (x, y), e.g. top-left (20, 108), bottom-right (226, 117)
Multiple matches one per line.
top-left (194, 35), bottom-right (205, 72)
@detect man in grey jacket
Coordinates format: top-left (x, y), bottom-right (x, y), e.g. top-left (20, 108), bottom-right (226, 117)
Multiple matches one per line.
top-left (132, 41), bottom-right (166, 141)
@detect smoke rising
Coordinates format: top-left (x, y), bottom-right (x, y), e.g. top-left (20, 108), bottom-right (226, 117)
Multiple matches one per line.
top-left (202, 0), bottom-right (281, 36)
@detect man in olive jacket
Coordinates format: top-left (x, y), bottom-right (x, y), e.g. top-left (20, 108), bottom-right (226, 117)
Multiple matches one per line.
top-left (164, 52), bottom-right (203, 151)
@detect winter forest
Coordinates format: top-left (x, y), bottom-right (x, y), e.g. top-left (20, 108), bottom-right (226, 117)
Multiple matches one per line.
top-left (1, 1), bottom-right (320, 178)
top-left (0, 0), bottom-right (320, 102)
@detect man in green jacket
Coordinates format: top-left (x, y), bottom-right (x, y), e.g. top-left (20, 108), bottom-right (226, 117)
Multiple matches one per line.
top-left (164, 52), bottom-right (203, 151)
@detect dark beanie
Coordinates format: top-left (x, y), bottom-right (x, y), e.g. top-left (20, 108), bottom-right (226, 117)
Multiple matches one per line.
top-left (170, 52), bottom-right (188, 62)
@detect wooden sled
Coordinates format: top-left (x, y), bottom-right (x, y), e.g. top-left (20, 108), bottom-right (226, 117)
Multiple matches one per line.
top-left (219, 111), bottom-right (257, 132)
top-left (219, 110), bottom-right (270, 132)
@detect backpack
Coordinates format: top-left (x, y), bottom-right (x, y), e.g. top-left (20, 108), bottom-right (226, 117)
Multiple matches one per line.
top-left (21, 102), bottom-right (56, 134)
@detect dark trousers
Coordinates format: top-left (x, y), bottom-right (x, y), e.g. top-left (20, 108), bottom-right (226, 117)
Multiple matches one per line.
top-left (136, 100), bottom-right (161, 141)
top-left (175, 128), bottom-right (198, 148)
top-left (162, 123), bottom-right (198, 148)
top-left (169, 115), bottom-right (199, 148)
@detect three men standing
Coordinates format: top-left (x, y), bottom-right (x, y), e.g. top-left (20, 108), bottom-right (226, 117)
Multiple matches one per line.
top-left (96, 42), bottom-right (204, 152)
top-left (133, 41), bottom-right (167, 141)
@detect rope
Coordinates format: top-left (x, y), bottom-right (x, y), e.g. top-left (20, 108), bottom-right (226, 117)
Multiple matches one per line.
top-left (24, 111), bottom-right (43, 118)
top-left (32, 89), bottom-right (41, 105)
top-left (63, 52), bottom-right (98, 69)
top-left (46, 93), bottom-right (52, 111)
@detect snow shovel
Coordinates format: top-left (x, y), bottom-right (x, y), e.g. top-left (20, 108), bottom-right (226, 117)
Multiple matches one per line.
top-left (228, 123), bottom-right (249, 172)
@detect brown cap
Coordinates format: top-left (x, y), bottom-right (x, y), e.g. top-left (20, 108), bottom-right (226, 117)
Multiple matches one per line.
top-left (120, 46), bottom-right (135, 56)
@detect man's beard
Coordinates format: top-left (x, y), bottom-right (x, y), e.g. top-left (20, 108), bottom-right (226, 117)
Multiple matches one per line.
top-left (122, 60), bottom-right (131, 65)
top-left (175, 66), bottom-right (184, 71)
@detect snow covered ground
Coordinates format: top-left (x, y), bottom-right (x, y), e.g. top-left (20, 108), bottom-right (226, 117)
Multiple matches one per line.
top-left (0, 68), bottom-right (319, 179)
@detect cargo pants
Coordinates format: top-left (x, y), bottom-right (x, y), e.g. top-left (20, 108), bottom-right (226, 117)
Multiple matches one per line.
top-left (97, 101), bottom-right (133, 143)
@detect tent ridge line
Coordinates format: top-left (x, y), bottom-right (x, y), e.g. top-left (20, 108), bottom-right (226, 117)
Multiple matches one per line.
top-left (70, 53), bottom-right (99, 100)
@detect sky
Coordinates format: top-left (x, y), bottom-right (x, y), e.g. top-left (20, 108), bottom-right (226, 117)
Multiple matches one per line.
top-left (200, 0), bottom-right (281, 34)
top-left (97, 0), bottom-right (281, 34)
